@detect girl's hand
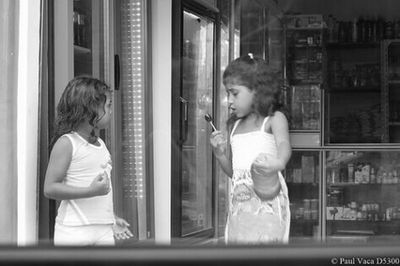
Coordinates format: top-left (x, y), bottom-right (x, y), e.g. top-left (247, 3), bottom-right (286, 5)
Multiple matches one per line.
top-left (89, 171), bottom-right (110, 196)
top-left (210, 130), bottom-right (227, 157)
top-left (113, 217), bottom-right (134, 240)
top-left (252, 153), bottom-right (284, 173)
top-left (251, 153), bottom-right (281, 200)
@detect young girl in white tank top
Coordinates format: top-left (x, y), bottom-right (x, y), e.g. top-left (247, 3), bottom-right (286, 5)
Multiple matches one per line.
top-left (210, 54), bottom-right (291, 244)
top-left (44, 76), bottom-right (133, 245)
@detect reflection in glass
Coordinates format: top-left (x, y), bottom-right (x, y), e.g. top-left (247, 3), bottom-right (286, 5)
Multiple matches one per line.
top-left (181, 11), bottom-right (214, 236)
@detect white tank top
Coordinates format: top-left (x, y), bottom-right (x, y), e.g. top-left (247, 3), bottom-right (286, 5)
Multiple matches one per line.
top-left (230, 116), bottom-right (278, 173)
top-left (56, 132), bottom-right (115, 226)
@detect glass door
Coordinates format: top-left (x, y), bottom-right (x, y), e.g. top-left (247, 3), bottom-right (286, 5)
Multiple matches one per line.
top-left (180, 9), bottom-right (215, 237)
top-left (171, 0), bottom-right (218, 240)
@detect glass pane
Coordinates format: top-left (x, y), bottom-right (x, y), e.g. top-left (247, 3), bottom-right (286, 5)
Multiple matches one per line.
top-left (386, 41), bottom-right (400, 142)
top-left (326, 150), bottom-right (400, 243)
top-left (73, 0), bottom-right (105, 78)
top-left (267, 13), bottom-right (283, 72)
top-left (181, 11), bottom-right (214, 236)
top-left (288, 85), bottom-right (321, 130)
top-left (325, 44), bottom-right (381, 143)
top-left (239, 0), bottom-right (264, 57)
top-left (285, 19), bottom-right (324, 131)
top-left (285, 151), bottom-right (320, 243)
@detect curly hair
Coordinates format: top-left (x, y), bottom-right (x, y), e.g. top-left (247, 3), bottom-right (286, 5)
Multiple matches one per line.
top-left (223, 54), bottom-right (287, 127)
top-left (50, 76), bottom-right (111, 147)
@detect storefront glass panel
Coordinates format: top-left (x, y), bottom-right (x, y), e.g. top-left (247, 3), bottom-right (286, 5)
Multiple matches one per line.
top-left (285, 150), bottom-right (320, 242)
top-left (181, 10), bottom-right (214, 236)
top-left (326, 150), bottom-right (400, 243)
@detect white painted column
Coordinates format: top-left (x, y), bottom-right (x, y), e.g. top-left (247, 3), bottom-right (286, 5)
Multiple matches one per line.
top-left (152, 0), bottom-right (172, 244)
top-left (17, 0), bottom-right (41, 246)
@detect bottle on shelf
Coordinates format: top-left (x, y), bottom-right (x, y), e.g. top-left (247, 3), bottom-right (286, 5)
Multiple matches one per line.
top-left (352, 18), bottom-right (357, 43)
top-left (77, 13), bottom-right (87, 47)
top-left (73, 11), bottom-right (79, 45)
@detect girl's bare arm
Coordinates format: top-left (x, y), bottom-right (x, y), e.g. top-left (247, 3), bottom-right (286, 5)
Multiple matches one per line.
top-left (270, 111), bottom-right (292, 171)
top-left (44, 136), bottom-right (110, 200)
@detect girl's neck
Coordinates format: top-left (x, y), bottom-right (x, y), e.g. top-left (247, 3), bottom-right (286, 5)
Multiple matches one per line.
top-left (242, 112), bottom-right (264, 125)
top-left (236, 113), bottom-right (265, 133)
top-left (75, 124), bottom-right (98, 144)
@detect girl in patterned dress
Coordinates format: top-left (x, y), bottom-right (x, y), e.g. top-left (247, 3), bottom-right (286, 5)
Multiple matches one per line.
top-left (210, 54), bottom-right (292, 244)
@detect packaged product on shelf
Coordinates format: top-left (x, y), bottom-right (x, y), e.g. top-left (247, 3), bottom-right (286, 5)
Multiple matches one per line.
top-left (354, 167), bottom-right (363, 184)
top-left (293, 168), bottom-right (302, 183)
top-left (347, 163), bottom-right (354, 183)
top-left (370, 167), bottom-right (376, 183)
top-left (361, 163), bottom-right (370, 183)
top-left (301, 155), bottom-right (315, 183)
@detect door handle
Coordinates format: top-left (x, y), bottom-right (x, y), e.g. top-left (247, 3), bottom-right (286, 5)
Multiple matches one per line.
top-left (114, 54), bottom-right (120, 90)
top-left (180, 96), bottom-right (188, 143)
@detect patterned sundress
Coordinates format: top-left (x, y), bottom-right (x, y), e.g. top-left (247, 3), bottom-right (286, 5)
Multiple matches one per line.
top-left (225, 116), bottom-right (290, 244)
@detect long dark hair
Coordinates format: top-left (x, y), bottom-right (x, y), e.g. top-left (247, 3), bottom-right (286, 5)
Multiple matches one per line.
top-left (50, 76), bottom-right (111, 148)
top-left (223, 54), bottom-right (288, 128)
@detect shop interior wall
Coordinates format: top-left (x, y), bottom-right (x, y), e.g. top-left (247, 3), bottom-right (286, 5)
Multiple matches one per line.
top-left (276, 0), bottom-right (400, 19)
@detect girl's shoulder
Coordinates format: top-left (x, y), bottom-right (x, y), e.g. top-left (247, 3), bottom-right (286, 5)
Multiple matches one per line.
top-left (54, 134), bottom-right (75, 148)
top-left (270, 110), bottom-right (288, 122)
top-left (51, 135), bottom-right (73, 160)
top-left (264, 111), bottom-right (289, 133)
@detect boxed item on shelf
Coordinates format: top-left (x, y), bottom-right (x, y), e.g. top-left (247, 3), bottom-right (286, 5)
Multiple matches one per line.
top-left (301, 155), bottom-right (316, 183)
top-left (285, 14), bottom-right (326, 29)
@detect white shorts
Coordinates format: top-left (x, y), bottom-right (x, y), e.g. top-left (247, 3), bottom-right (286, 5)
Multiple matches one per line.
top-left (54, 223), bottom-right (115, 246)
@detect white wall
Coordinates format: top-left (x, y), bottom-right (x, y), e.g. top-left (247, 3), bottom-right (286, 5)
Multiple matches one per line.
top-left (0, 0), bottom-right (18, 244)
top-left (17, 0), bottom-right (41, 245)
top-left (152, 0), bottom-right (172, 244)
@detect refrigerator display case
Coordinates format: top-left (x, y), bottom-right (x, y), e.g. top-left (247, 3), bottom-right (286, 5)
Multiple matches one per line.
top-left (180, 9), bottom-right (214, 236)
top-left (326, 149), bottom-right (400, 243)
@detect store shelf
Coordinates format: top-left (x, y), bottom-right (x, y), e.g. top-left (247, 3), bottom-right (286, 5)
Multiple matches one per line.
top-left (326, 42), bottom-right (380, 49)
top-left (287, 27), bottom-right (325, 30)
top-left (328, 86), bottom-right (380, 93)
top-left (328, 182), bottom-right (400, 187)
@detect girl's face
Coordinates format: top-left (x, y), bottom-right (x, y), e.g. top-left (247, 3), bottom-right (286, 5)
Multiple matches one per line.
top-left (96, 92), bottom-right (113, 129)
top-left (225, 83), bottom-right (255, 118)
